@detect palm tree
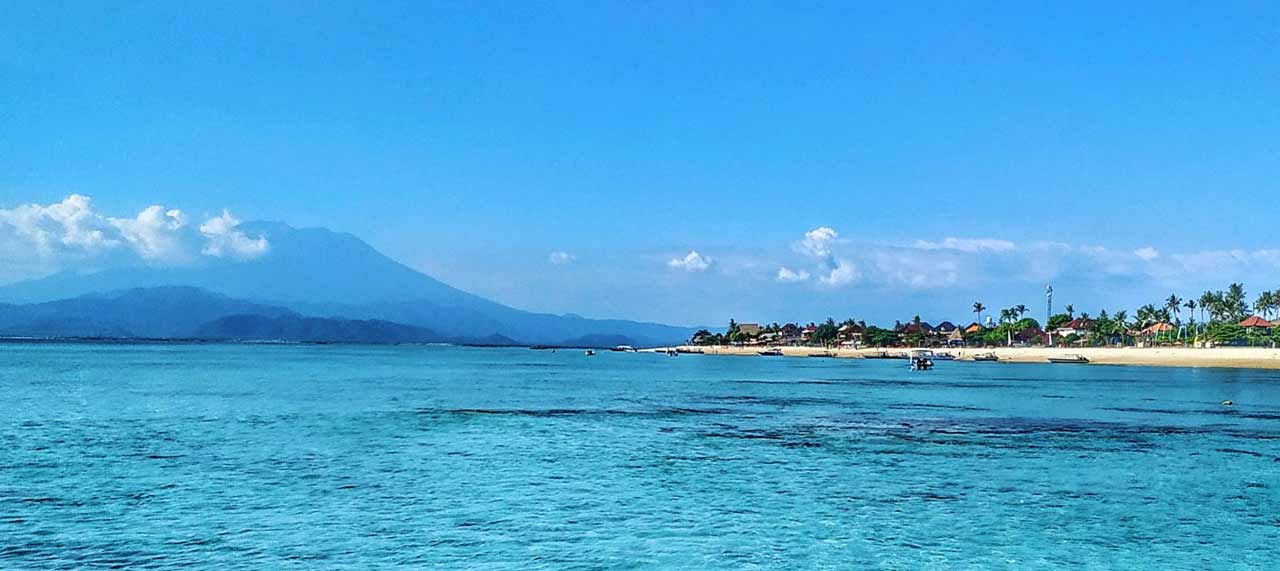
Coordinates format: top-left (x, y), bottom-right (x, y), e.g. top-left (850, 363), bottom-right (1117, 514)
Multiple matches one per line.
top-left (1113, 309), bottom-right (1128, 345)
top-left (1199, 291), bottom-right (1216, 324)
top-left (1065, 304), bottom-right (1075, 318)
top-left (1256, 291), bottom-right (1276, 320)
top-left (1184, 299), bottom-right (1197, 338)
top-left (972, 302), bottom-right (986, 326)
top-left (1226, 283), bottom-right (1248, 321)
top-left (1014, 304), bottom-right (1029, 320)
top-left (1166, 294), bottom-right (1182, 328)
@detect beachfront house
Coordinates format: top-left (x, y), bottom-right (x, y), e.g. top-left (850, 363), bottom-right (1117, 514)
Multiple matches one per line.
top-left (800, 324), bottom-right (818, 344)
top-left (1239, 315), bottom-right (1274, 334)
top-left (837, 323), bottom-right (864, 346)
top-left (963, 322), bottom-right (985, 335)
top-left (1015, 326), bottom-right (1049, 346)
top-left (779, 323), bottom-right (802, 345)
top-left (737, 323), bottom-right (763, 337)
top-left (1054, 318), bottom-right (1096, 342)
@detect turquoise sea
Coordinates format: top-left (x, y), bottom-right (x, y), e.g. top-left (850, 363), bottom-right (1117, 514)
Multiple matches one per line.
top-left (2, 343), bottom-right (1278, 569)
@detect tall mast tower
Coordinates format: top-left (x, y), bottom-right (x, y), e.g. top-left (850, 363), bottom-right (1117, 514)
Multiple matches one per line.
top-left (1046, 284), bottom-right (1054, 347)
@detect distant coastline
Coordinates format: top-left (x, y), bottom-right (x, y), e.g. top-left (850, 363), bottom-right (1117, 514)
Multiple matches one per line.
top-left (668, 344), bottom-right (1280, 370)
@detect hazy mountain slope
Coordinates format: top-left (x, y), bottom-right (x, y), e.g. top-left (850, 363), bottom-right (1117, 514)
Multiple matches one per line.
top-left (193, 314), bottom-right (444, 344)
top-left (0, 287), bottom-right (295, 338)
top-left (0, 222), bottom-right (696, 345)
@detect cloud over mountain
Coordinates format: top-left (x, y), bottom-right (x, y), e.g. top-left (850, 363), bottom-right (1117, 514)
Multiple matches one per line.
top-left (0, 195), bottom-right (268, 283)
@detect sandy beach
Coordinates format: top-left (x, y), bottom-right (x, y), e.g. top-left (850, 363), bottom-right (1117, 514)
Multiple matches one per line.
top-left (670, 345), bottom-right (1280, 370)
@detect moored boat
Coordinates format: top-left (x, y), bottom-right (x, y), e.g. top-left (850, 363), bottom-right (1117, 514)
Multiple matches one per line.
top-left (757, 348), bottom-right (784, 356)
top-left (972, 352), bottom-right (999, 362)
top-left (1048, 354), bottom-right (1089, 364)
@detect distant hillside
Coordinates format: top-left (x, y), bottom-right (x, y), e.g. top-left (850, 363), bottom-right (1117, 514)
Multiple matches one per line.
top-left (0, 222), bottom-right (696, 346)
top-left (0, 287), bottom-right (294, 338)
top-left (193, 314), bottom-right (444, 344)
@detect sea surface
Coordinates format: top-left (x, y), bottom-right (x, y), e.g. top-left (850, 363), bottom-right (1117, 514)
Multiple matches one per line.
top-left (2, 343), bottom-right (1279, 569)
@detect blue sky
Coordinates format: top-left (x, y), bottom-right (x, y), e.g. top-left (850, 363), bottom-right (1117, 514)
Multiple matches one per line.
top-left (2, 2), bottom-right (1279, 326)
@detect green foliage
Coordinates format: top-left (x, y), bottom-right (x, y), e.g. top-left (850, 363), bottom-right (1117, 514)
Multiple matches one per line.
top-left (1207, 323), bottom-right (1246, 345)
top-left (811, 318), bottom-right (839, 346)
top-left (1046, 313), bottom-right (1071, 331)
top-left (864, 326), bottom-right (898, 347)
top-left (982, 330), bottom-right (1005, 347)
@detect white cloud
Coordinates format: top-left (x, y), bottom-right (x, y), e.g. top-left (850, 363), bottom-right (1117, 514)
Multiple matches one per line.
top-left (109, 205), bottom-right (189, 262)
top-left (1134, 246), bottom-right (1160, 261)
top-left (549, 251), bottom-right (575, 265)
top-left (668, 250), bottom-right (712, 272)
top-left (796, 226), bottom-right (839, 258)
top-left (913, 237), bottom-right (1015, 253)
top-left (819, 260), bottom-right (860, 286)
top-left (776, 267), bottom-right (810, 282)
top-left (199, 210), bottom-right (269, 260)
top-left (0, 195), bottom-right (269, 282)
top-left (0, 194), bottom-right (118, 256)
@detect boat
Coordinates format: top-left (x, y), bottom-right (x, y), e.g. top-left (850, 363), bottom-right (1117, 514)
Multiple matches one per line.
top-left (584, 349), bottom-right (596, 356)
top-left (972, 352), bottom-right (999, 362)
top-left (908, 350), bottom-right (934, 371)
top-left (676, 348), bottom-right (704, 354)
top-left (610, 345), bottom-right (636, 352)
top-left (807, 351), bottom-right (836, 358)
top-left (665, 348), bottom-right (678, 356)
top-left (932, 352), bottom-right (955, 361)
top-left (757, 348), bottom-right (784, 356)
top-left (1048, 354), bottom-right (1089, 364)
top-left (862, 351), bottom-right (895, 359)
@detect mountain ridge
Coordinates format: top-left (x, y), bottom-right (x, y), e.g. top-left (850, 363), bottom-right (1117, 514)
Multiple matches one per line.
top-left (0, 224), bottom-right (696, 346)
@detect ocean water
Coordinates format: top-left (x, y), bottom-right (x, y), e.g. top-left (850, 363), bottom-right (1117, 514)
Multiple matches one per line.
top-left (1, 343), bottom-right (1278, 569)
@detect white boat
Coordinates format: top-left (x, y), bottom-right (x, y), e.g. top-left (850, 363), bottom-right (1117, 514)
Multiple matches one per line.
top-left (908, 350), bottom-right (934, 371)
top-left (1048, 354), bottom-right (1089, 364)
top-left (584, 349), bottom-right (596, 356)
top-left (757, 348), bottom-right (784, 356)
top-left (610, 345), bottom-right (636, 352)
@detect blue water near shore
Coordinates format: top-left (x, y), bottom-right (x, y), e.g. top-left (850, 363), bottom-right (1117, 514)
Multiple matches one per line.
top-left (2, 343), bottom-right (1279, 569)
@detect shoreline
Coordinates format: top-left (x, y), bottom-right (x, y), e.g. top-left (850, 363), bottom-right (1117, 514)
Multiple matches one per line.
top-left (665, 345), bottom-right (1280, 370)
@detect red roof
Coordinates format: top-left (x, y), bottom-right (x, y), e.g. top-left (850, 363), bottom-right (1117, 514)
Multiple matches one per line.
top-left (1239, 315), bottom-right (1274, 328)
top-left (1059, 318), bottom-right (1095, 330)
top-left (1143, 322), bottom-right (1174, 333)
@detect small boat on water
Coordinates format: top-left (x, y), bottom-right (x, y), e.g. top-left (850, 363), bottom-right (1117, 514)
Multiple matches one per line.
top-left (972, 352), bottom-right (999, 362)
top-left (908, 350), bottom-right (934, 371)
top-left (862, 351), bottom-right (895, 359)
top-left (665, 348), bottom-right (678, 356)
top-left (757, 348), bottom-right (784, 356)
top-left (677, 348), bottom-right (704, 354)
top-left (1048, 354), bottom-right (1089, 364)
top-left (932, 352), bottom-right (955, 361)
top-left (610, 345), bottom-right (637, 352)
top-left (584, 349), bottom-right (596, 356)
top-left (807, 351), bottom-right (836, 358)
